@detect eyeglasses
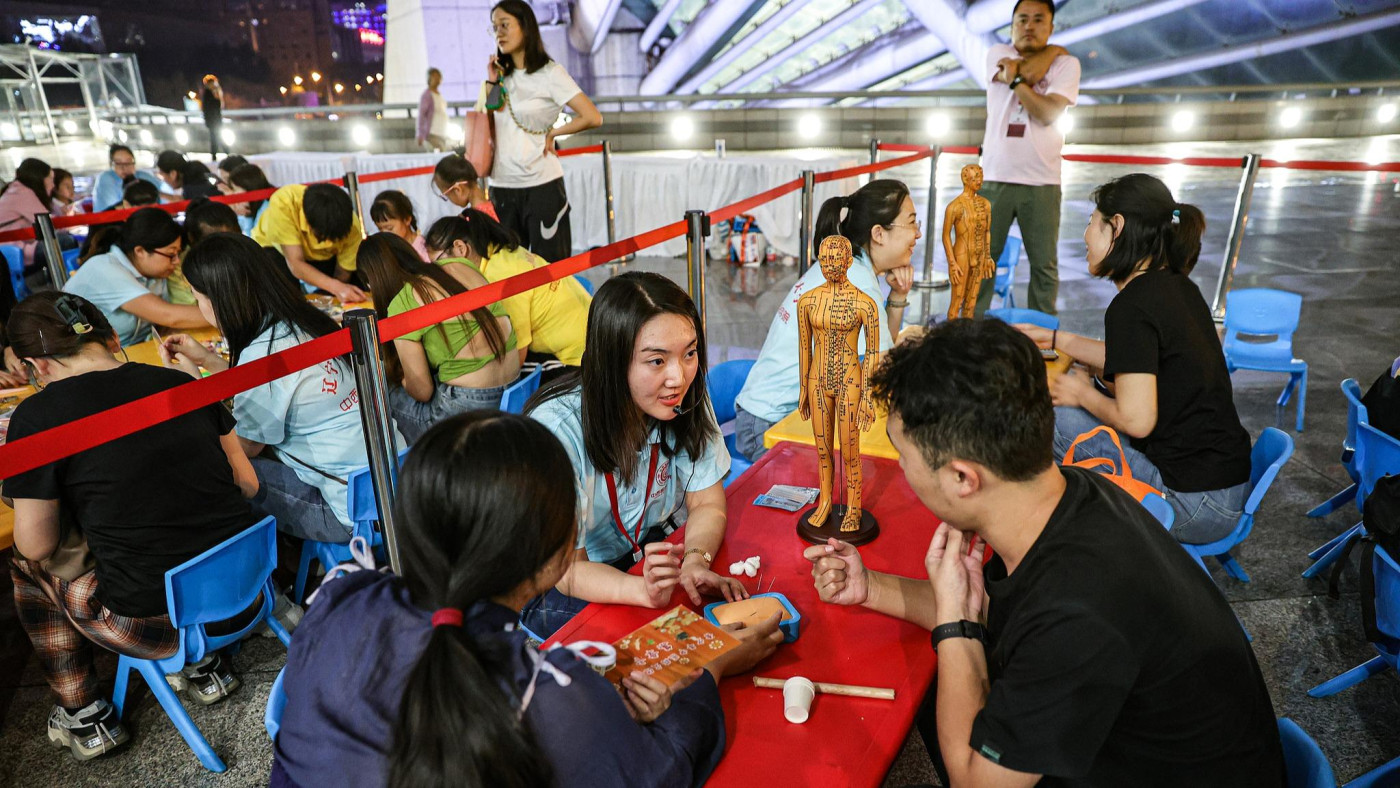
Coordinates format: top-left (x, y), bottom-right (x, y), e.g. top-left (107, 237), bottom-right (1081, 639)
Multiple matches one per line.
top-left (150, 247), bottom-right (181, 261)
top-left (432, 180), bottom-right (464, 202)
top-left (111, 159), bottom-right (136, 168)
top-left (888, 218), bottom-right (922, 231)
top-left (490, 21), bottom-right (515, 34)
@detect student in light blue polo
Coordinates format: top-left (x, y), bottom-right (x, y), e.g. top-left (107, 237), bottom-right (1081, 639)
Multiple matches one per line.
top-left (733, 179), bottom-right (919, 462)
top-left (62, 208), bottom-right (211, 346)
top-left (525, 272), bottom-right (748, 637)
top-left (91, 144), bottom-right (163, 212)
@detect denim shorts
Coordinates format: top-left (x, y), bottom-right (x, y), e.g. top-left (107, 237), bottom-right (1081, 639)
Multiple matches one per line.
top-left (389, 381), bottom-right (505, 444)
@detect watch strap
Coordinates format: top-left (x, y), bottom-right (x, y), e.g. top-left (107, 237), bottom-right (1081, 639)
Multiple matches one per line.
top-left (931, 620), bottom-right (987, 650)
top-left (683, 548), bottom-right (713, 566)
top-left (1008, 75), bottom-right (1026, 90)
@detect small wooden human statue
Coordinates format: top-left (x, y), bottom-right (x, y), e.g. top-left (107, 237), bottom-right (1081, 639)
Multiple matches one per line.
top-left (942, 164), bottom-right (995, 320)
top-left (795, 235), bottom-right (881, 545)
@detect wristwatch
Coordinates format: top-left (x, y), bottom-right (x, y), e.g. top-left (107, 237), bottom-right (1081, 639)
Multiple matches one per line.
top-left (931, 620), bottom-right (987, 650)
top-left (886, 297), bottom-right (909, 309)
top-left (1007, 74), bottom-right (1026, 91)
top-left (683, 548), bottom-right (713, 567)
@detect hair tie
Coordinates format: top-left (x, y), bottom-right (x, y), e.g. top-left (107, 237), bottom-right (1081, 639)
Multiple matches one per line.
top-left (1170, 208), bottom-right (1181, 224)
top-left (431, 608), bottom-right (464, 628)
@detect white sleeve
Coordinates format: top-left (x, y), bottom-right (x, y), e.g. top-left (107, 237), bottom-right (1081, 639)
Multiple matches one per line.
top-left (1045, 55), bottom-right (1081, 105)
top-left (547, 63), bottom-right (584, 107)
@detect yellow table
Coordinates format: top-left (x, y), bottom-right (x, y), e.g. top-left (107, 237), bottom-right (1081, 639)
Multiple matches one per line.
top-left (763, 349), bottom-right (1076, 460)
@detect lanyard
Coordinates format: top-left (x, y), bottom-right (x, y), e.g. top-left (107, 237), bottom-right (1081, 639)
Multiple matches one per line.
top-left (605, 444), bottom-right (661, 565)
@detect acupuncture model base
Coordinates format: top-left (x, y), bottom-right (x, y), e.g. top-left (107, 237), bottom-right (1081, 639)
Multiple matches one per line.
top-left (796, 505), bottom-right (879, 547)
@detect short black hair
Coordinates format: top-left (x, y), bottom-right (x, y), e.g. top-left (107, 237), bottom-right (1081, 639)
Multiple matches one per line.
top-left (871, 318), bottom-right (1054, 481)
top-left (122, 180), bottom-right (160, 207)
top-left (156, 150), bottom-right (186, 174)
top-left (301, 183), bottom-right (355, 242)
top-left (108, 144), bottom-right (135, 162)
top-left (217, 155), bottom-right (248, 174)
top-left (185, 198), bottom-right (241, 245)
top-left (1013, 0), bottom-right (1054, 20)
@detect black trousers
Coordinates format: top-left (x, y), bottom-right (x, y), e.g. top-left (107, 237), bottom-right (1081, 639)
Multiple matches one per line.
top-left (492, 177), bottom-right (572, 262)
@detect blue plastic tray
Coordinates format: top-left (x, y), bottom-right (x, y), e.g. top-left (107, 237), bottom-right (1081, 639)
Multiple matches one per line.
top-left (704, 592), bottom-right (801, 643)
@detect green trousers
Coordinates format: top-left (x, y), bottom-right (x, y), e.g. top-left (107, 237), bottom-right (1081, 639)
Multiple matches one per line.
top-left (974, 182), bottom-right (1063, 316)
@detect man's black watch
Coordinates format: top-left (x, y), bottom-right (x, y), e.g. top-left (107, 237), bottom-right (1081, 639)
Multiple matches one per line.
top-left (931, 620), bottom-right (987, 650)
top-left (1007, 74), bottom-right (1026, 91)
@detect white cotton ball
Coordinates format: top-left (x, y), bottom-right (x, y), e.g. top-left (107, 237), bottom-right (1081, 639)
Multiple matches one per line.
top-left (745, 556), bottom-right (761, 571)
top-left (744, 564), bottom-right (758, 578)
top-left (729, 562), bottom-right (747, 576)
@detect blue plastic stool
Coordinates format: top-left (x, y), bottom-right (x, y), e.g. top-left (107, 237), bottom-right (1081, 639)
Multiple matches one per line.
top-left (707, 359), bottom-right (756, 487)
top-left (1307, 379), bottom-right (1366, 518)
top-left (2, 245), bottom-right (27, 301)
top-left (501, 366), bottom-right (543, 415)
top-left (1141, 492), bottom-right (1175, 531)
top-left (292, 449), bottom-right (409, 603)
top-left (1305, 423), bottom-right (1400, 581)
top-left (1183, 428), bottom-right (1294, 583)
top-left (1223, 288), bottom-right (1308, 432)
top-left (1278, 718), bottom-right (1337, 788)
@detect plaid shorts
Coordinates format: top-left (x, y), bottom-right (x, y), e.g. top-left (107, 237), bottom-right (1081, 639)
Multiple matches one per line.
top-left (11, 556), bottom-right (178, 709)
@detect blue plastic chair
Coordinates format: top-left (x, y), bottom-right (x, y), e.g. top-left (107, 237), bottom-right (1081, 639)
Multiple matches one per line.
top-left (1141, 492), bottom-right (1175, 531)
top-left (292, 449), bottom-right (410, 603)
top-left (500, 365), bottom-right (543, 415)
top-left (1278, 718), bottom-right (1337, 788)
top-left (1345, 755), bottom-right (1400, 788)
top-left (1224, 288), bottom-right (1308, 432)
top-left (573, 274), bottom-right (596, 296)
top-left (707, 359), bottom-right (756, 487)
top-left (265, 667), bottom-right (287, 742)
top-left (1307, 379), bottom-right (1367, 518)
top-left (1, 245), bottom-right (27, 301)
top-left (62, 246), bottom-right (81, 273)
top-left (1304, 423), bottom-right (1400, 581)
top-left (1183, 427), bottom-right (1294, 583)
top-left (985, 307), bottom-right (1058, 331)
top-left (1308, 541), bottom-right (1400, 699)
top-left (111, 516), bottom-right (291, 772)
top-left (992, 236), bottom-right (1022, 308)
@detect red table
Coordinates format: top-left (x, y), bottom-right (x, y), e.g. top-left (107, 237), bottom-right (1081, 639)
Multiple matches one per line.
top-left (546, 441), bottom-right (943, 788)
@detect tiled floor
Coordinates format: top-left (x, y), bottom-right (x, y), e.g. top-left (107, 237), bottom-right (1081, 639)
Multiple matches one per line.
top-left (2, 136), bottom-right (1399, 786)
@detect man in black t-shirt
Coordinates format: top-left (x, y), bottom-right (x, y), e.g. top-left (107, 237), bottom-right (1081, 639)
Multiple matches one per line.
top-left (804, 318), bottom-right (1283, 787)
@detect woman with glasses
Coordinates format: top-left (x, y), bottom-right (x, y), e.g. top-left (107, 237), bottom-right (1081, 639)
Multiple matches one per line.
top-left (62, 207), bottom-right (210, 346)
top-left (732, 179), bottom-right (919, 462)
top-left (484, 0), bottom-right (601, 262)
top-left (91, 144), bottom-right (162, 213)
top-left (430, 153), bottom-right (497, 221)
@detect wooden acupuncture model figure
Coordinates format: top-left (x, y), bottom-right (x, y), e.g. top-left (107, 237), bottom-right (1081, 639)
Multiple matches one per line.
top-left (942, 163), bottom-right (995, 320)
top-left (795, 235), bottom-right (881, 545)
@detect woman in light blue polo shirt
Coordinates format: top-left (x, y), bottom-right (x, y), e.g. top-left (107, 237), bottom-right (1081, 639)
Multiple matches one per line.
top-left (525, 272), bottom-right (747, 637)
top-left (733, 179), bottom-right (919, 461)
top-left (62, 208), bottom-right (211, 346)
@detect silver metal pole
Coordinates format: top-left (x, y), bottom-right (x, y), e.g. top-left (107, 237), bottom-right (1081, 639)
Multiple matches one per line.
top-left (1212, 152), bottom-right (1261, 321)
top-left (684, 210), bottom-right (710, 335)
top-left (34, 213), bottom-right (67, 288)
top-left (798, 169), bottom-right (816, 275)
top-left (602, 140), bottom-right (632, 262)
top-left (913, 147), bottom-right (949, 290)
top-left (868, 138), bottom-right (880, 187)
top-left (344, 309), bottom-right (403, 575)
top-left (342, 171), bottom-right (369, 239)
top-left (25, 47), bottom-right (58, 144)
top-left (77, 61), bottom-right (99, 137)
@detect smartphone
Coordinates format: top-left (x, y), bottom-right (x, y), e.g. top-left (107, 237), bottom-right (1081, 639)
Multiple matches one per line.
top-left (1040, 348), bottom-right (1060, 360)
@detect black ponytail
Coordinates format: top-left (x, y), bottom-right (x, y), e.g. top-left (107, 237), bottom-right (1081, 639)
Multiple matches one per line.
top-left (1090, 173), bottom-right (1206, 281)
top-left (813, 178), bottom-right (909, 256)
top-left (388, 412), bottom-right (577, 788)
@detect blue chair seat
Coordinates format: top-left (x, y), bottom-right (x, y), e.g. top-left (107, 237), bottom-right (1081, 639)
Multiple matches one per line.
top-left (293, 449), bottom-right (409, 603)
top-left (112, 516), bottom-right (291, 772)
top-left (1183, 427), bottom-right (1294, 583)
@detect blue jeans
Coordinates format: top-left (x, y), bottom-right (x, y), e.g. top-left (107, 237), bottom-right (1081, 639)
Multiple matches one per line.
top-left (734, 405), bottom-right (776, 463)
top-left (249, 456), bottom-right (351, 543)
top-left (1053, 406), bottom-right (1249, 545)
top-left (389, 381), bottom-right (505, 444)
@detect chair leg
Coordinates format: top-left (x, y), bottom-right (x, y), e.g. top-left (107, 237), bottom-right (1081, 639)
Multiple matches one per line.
top-left (1307, 483), bottom-right (1357, 518)
top-left (293, 542), bottom-right (316, 604)
top-left (133, 661), bottom-right (228, 771)
top-left (1307, 654), bottom-right (1390, 698)
top-left (266, 614), bottom-right (292, 648)
top-left (1295, 368), bottom-right (1307, 432)
top-left (1307, 521), bottom-right (1362, 560)
top-left (1343, 753), bottom-right (1400, 788)
top-left (1214, 552), bottom-right (1251, 582)
top-left (1302, 525), bottom-right (1363, 578)
top-left (112, 656), bottom-right (133, 718)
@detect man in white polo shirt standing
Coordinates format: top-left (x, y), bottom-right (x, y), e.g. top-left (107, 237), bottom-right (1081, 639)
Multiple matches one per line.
top-left (974, 0), bottom-right (1080, 316)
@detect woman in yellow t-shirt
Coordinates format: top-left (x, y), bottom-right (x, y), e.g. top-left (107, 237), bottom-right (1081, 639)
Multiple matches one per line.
top-left (423, 212), bottom-right (590, 380)
top-left (357, 233), bottom-right (520, 443)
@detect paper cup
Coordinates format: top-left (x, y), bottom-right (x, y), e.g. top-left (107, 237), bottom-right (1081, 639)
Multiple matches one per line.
top-left (783, 676), bottom-right (816, 724)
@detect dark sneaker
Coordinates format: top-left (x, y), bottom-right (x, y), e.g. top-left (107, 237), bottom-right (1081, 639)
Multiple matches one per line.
top-left (165, 652), bottom-right (240, 706)
top-left (253, 591), bottom-right (304, 638)
top-left (47, 700), bottom-right (129, 760)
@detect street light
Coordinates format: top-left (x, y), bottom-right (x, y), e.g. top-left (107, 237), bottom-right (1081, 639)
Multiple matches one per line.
top-left (311, 71), bottom-right (322, 83)
top-left (375, 72), bottom-right (383, 80)
top-left (354, 84), bottom-right (362, 92)
top-left (334, 83), bottom-right (344, 94)
top-left (279, 86), bottom-right (288, 95)
top-left (365, 75), bottom-right (374, 83)
top-left (293, 75), bottom-right (304, 86)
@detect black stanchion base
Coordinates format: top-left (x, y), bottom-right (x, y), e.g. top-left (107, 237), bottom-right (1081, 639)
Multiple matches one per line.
top-left (796, 505), bottom-right (879, 546)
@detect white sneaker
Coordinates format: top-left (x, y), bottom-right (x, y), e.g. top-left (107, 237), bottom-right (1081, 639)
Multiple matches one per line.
top-left (47, 700), bottom-right (129, 760)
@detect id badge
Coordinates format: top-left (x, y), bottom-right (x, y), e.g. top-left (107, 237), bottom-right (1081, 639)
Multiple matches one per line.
top-left (661, 519), bottom-right (677, 536)
top-left (632, 548), bottom-right (643, 565)
top-left (1007, 123), bottom-right (1027, 138)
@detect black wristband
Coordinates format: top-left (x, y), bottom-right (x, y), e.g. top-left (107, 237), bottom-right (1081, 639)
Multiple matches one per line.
top-left (931, 620), bottom-right (987, 650)
top-left (1008, 75), bottom-right (1026, 90)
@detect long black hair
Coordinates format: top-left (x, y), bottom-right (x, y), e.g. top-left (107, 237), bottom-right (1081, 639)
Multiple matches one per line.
top-left (356, 232), bottom-right (509, 374)
top-left (183, 232), bottom-right (340, 366)
top-left (389, 411), bottom-right (574, 788)
top-left (528, 272), bottom-right (717, 484)
top-left (1089, 173), bottom-right (1207, 281)
top-left (813, 178), bottom-right (910, 254)
top-left (12, 158), bottom-right (52, 209)
top-left (423, 212), bottom-right (520, 260)
top-left (492, 0), bottom-right (551, 75)
top-left (229, 163), bottom-right (274, 217)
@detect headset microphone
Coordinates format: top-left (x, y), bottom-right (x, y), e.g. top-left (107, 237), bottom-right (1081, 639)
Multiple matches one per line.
top-left (672, 400), bottom-right (700, 416)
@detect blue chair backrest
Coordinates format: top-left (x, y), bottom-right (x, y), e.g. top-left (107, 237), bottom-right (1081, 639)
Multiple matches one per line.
top-left (994, 236), bottom-right (1022, 289)
top-left (708, 359), bottom-right (756, 426)
top-left (501, 366), bottom-right (543, 415)
top-left (165, 516), bottom-right (277, 660)
top-left (1141, 493), bottom-right (1174, 531)
top-left (1, 245), bottom-right (27, 301)
top-left (1277, 718), bottom-right (1336, 788)
top-left (1244, 428), bottom-right (1295, 517)
top-left (265, 667), bottom-right (287, 742)
top-left (1356, 422), bottom-right (1400, 509)
top-left (985, 307), bottom-right (1059, 330)
top-left (1224, 288), bottom-right (1303, 341)
top-left (1342, 378), bottom-right (1368, 455)
top-left (62, 247), bottom-right (81, 273)
top-left (346, 447), bottom-right (412, 529)
top-left (573, 275), bottom-right (596, 296)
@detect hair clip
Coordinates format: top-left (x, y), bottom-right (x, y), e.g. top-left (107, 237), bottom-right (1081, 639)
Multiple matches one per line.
top-left (1170, 208), bottom-right (1181, 224)
top-left (839, 206), bottom-right (850, 224)
top-left (54, 295), bottom-right (93, 336)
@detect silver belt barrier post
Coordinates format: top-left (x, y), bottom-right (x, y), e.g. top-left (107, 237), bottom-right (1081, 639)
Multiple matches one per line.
top-left (343, 170), bottom-right (368, 239)
top-left (344, 309), bottom-right (403, 574)
top-left (602, 140), bottom-right (632, 263)
top-left (34, 213), bottom-right (68, 289)
top-left (685, 209), bottom-right (710, 336)
top-left (798, 169), bottom-right (816, 276)
top-left (868, 138), bottom-right (880, 186)
top-left (1212, 152), bottom-right (1261, 321)
top-left (913, 147), bottom-right (948, 290)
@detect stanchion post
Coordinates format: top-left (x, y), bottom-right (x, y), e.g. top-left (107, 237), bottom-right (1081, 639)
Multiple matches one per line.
top-left (34, 213), bottom-right (67, 289)
top-left (343, 170), bottom-right (368, 239)
top-left (1212, 153), bottom-right (1261, 321)
top-left (602, 140), bottom-right (632, 262)
top-left (912, 147), bottom-right (948, 290)
top-left (344, 309), bottom-right (403, 574)
top-left (684, 209), bottom-right (710, 335)
top-left (868, 138), bottom-right (880, 187)
top-left (798, 169), bottom-right (815, 275)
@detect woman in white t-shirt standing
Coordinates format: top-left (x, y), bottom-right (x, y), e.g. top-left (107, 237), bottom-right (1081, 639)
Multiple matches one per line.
top-left (486, 0), bottom-right (602, 262)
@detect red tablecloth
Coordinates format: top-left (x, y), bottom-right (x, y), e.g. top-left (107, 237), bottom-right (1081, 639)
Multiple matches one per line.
top-left (545, 441), bottom-right (943, 788)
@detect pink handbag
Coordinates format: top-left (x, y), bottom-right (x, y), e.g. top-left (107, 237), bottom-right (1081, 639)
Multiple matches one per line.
top-left (462, 110), bottom-right (494, 178)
